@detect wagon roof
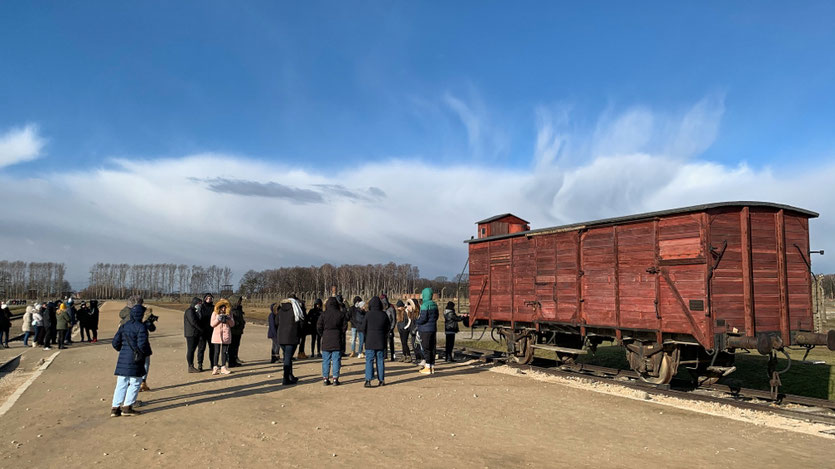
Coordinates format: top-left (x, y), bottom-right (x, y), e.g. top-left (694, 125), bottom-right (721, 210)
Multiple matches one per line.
top-left (475, 213), bottom-right (530, 224)
top-left (465, 201), bottom-right (819, 244)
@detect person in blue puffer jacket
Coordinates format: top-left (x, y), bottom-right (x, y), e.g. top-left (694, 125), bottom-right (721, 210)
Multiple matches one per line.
top-left (415, 287), bottom-right (438, 375)
top-left (110, 301), bottom-right (153, 417)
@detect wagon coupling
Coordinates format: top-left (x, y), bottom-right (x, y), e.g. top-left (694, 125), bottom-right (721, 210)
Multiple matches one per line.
top-left (793, 330), bottom-right (835, 351)
top-left (726, 333), bottom-right (783, 355)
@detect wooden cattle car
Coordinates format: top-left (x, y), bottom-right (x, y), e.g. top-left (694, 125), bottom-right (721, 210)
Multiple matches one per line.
top-left (466, 202), bottom-right (834, 386)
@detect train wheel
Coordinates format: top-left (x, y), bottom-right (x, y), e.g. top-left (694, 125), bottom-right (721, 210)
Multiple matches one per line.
top-left (626, 346), bottom-right (678, 385)
top-left (637, 352), bottom-right (674, 385)
top-left (511, 335), bottom-right (535, 364)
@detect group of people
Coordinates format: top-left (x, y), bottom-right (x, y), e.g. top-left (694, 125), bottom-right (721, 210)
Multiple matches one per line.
top-left (182, 293), bottom-right (246, 375)
top-left (0, 299), bottom-right (101, 350)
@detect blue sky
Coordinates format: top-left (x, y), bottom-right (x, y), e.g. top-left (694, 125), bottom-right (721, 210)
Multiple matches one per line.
top-left (2, 2), bottom-right (835, 285)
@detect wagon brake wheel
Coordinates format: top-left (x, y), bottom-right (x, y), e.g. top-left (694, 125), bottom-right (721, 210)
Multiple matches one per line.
top-left (511, 335), bottom-right (535, 365)
top-left (637, 352), bottom-right (675, 385)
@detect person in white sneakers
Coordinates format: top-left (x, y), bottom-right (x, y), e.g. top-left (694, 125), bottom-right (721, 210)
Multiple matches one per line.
top-left (210, 299), bottom-right (235, 375)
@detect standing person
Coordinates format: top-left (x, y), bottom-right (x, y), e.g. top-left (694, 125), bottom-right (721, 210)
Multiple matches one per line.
top-left (395, 300), bottom-right (412, 362)
top-left (317, 297), bottom-right (347, 386)
top-left (228, 295), bottom-right (246, 367)
top-left (406, 298), bottom-right (423, 365)
top-left (0, 302), bottom-right (11, 348)
top-left (88, 300), bottom-right (100, 343)
top-left (276, 296), bottom-right (304, 385)
top-left (183, 297), bottom-right (203, 373)
top-left (22, 303), bottom-right (34, 347)
top-left (119, 298), bottom-right (132, 326)
top-left (339, 295), bottom-right (349, 357)
top-left (199, 293), bottom-right (216, 370)
top-left (361, 296), bottom-right (390, 387)
top-left (267, 303), bottom-right (281, 363)
top-left (32, 304), bottom-right (43, 348)
top-left (380, 295), bottom-right (397, 361)
top-left (210, 299), bottom-right (235, 375)
top-left (42, 302), bottom-right (55, 350)
top-left (350, 297), bottom-right (366, 358)
top-left (65, 299), bottom-right (76, 345)
top-left (416, 288), bottom-right (439, 375)
top-left (297, 298), bottom-right (309, 360)
top-left (443, 301), bottom-right (464, 362)
top-left (110, 302), bottom-right (152, 417)
top-left (139, 306), bottom-right (157, 392)
top-left (77, 301), bottom-right (91, 342)
top-left (305, 299), bottom-right (323, 358)
top-left (56, 303), bottom-right (71, 349)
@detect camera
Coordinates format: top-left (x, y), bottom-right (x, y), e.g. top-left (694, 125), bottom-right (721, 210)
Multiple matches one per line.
top-left (145, 311), bottom-right (159, 332)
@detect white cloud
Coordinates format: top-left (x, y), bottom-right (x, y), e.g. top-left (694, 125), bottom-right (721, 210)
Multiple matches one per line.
top-left (0, 124), bottom-right (45, 168)
top-left (1, 97), bottom-right (833, 287)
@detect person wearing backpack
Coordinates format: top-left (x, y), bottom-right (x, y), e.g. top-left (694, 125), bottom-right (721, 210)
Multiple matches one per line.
top-left (110, 300), bottom-right (153, 417)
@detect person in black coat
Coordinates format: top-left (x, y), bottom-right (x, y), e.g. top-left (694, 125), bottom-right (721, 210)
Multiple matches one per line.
top-left (89, 299), bottom-right (100, 342)
top-left (45, 301), bottom-right (57, 349)
top-left (198, 293), bottom-right (215, 370)
top-left (361, 297), bottom-right (391, 387)
top-left (267, 302), bottom-right (281, 363)
top-left (276, 298), bottom-right (302, 385)
top-left (183, 297), bottom-right (203, 373)
top-left (110, 303), bottom-right (153, 417)
top-left (317, 297), bottom-right (347, 385)
top-left (305, 299), bottom-right (323, 358)
top-left (228, 295), bottom-right (246, 367)
top-left (443, 301), bottom-right (465, 362)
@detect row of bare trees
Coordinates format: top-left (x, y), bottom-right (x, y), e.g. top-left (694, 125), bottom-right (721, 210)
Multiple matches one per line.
top-left (821, 274), bottom-right (835, 299)
top-left (0, 260), bottom-right (70, 298)
top-left (239, 262), bottom-right (467, 302)
top-left (85, 263), bottom-right (232, 299)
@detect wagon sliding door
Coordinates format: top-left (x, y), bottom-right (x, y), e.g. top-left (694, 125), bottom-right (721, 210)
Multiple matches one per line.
top-left (534, 235), bottom-right (558, 321)
top-left (656, 215), bottom-right (710, 346)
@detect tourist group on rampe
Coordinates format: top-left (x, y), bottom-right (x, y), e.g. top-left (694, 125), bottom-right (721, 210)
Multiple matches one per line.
top-left (0, 288), bottom-right (466, 417)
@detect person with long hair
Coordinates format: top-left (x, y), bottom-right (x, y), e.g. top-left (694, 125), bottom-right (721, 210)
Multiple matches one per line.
top-left (318, 297), bottom-right (347, 385)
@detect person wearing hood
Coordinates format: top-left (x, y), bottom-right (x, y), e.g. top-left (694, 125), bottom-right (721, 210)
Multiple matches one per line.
top-left (199, 293), bottom-right (216, 370)
top-left (0, 302), bottom-right (11, 348)
top-left (349, 297), bottom-right (366, 358)
top-left (415, 288), bottom-right (439, 374)
top-left (64, 298), bottom-right (77, 345)
top-left (88, 299), bottom-right (100, 342)
top-left (31, 303), bottom-right (43, 348)
top-left (405, 298), bottom-right (423, 364)
top-left (56, 302), bottom-right (72, 349)
top-left (267, 302), bottom-right (281, 363)
top-left (110, 299), bottom-right (153, 417)
top-left (361, 296), bottom-right (391, 387)
top-left (443, 301), bottom-right (465, 362)
top-left (305, 299), bottom-right (323, 358)
top-left (380, 295), bottom-right (397, 361)
top-left (210, 298), bottom-right (235, 375)
top-left (22, 303), bottom-right (34, 347)
top-left (228, 295), bottom-right (246, 367)
top-left (276, 295), bottom-right (304, 385)
top-left (183, 297), bottom-right (203, 373)
top-left (77, 301), bottom-right (91, 342)
top-left (317, 297), bottom-right (347, 385)
top-left (41, 302), bottom-right (55, 350)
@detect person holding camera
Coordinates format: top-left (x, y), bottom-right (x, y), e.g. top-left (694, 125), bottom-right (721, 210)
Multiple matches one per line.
top-left (139, 307), bottom-right (158, 391)
top-left (111, 298), bottom-right (152, 417)
top-left (210, 298), bottom-right (235, 375)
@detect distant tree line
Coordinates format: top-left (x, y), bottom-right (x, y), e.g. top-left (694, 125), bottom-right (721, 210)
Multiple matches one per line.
top-left (83, 263), bottom-right (233, 299)
top-left (239, 262), bottom-right (468, 301)
top-left (821, 274), bottom-right (835, 299)
top-left (0, 260), bottom-right (71, 298)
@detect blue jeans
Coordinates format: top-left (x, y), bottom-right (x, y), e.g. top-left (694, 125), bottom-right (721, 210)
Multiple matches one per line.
top-left (23, 331), bottom-right (31, 346)
top-left (112, 375), bottom-right (142, 407)
top-left (365, 349), bottom-right (385, 382)
top-left (282, 344), bottom-right (296, 367)
top-left (322, 350), bottom-right (342, 378)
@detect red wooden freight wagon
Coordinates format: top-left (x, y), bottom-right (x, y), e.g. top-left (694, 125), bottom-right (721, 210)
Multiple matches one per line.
top-left (466, 202), bottom-right (834, 386)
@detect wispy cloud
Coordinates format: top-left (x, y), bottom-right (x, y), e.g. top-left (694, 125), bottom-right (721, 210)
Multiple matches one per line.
top-left (1, 95), bottom-right (833, 287)
top-left (0, 124), bottom-right (46, 168)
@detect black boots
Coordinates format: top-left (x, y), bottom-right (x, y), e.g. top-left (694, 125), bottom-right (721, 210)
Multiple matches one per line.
top-left (282, 366), bottom-right (299, 385)
top-left (271, 355), bottom-right (278, 364)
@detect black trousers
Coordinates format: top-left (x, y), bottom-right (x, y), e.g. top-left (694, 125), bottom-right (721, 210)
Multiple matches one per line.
top-left (386, 332), bottom-right (395, 359)
top-left (299, 333), bottom-right (308, 355)
top-left (213, 344), bottom-right (229, 367)
top-left (308, 333), bottom-right (321, 356)
top-left (57, 329), bottom-right (67, 349)
top-left (419, 331), bottom-right (436, 365)
top-left (445, 333), bottom-right (456, 360)
top-left (186, 336), bottom-right (201, 367)
top-left (410, 332), bottom-right (423, 361)
top-left (203, 334), bottom-right (215, 367)
top-left (398, 329), bottom-right (411, 357)
top-left (229, 334), bottom-right (242, 364)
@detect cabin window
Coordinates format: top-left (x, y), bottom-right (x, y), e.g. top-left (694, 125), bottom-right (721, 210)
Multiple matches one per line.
top-left (481, 228), bottom-right (486, 236)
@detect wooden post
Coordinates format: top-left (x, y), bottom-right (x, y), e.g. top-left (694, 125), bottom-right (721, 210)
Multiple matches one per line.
top-left (740, 207), bottom-right (755, 336)
top-left (776, 209), bottom-right (791, 344)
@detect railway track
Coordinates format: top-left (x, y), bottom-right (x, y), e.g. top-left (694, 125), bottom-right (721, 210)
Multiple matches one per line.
top-left (456, 346), bottom-right (835, 427)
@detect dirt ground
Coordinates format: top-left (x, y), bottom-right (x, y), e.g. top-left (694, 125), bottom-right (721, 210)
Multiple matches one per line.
top-left (0, 303), bottom-right (832, 468)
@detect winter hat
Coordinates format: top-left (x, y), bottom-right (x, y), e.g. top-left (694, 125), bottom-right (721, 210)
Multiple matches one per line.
top-left (314, 298), bottom-right (323, 307)
top-left (446, 301), bottom-right (455, 310)
top-left (357, 301), bottom-right (366, 309)
top-left (396, 300), bottom-right (405, 307)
